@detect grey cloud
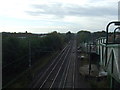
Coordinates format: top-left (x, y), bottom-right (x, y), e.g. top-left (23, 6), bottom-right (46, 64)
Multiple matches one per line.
top-left (26, 3), bottom-right (117, 18)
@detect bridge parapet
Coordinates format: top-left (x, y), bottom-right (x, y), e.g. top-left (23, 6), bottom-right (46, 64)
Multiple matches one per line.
top-left (96, 37), bottom-right (106, 55)
top-left (97, 21), bottom-right (120, 88)
top-left (106, 44), bottom-right (120, 80)
top-left (97, 39), bottom-right (120, 82)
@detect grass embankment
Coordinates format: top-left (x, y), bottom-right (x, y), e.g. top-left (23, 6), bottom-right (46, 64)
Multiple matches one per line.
top-left (78, 52), bottom-right (109, 88)
top-left (5, 51), bottom-right (59, 88)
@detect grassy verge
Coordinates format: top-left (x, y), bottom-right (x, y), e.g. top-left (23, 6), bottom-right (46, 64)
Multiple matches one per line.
top-left (5, 51), bottom-right (59, 88)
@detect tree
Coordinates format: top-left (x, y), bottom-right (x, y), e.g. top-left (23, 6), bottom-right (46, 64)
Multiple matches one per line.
top-left (92, 31), bottom-right (106, 40)
top-left (65, 31), bottom-right (73, 42)
top-left (77, 30), bottom-right (91, 43)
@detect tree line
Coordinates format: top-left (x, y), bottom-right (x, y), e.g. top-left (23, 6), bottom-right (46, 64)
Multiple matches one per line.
top-left (77, 30), bottom-right (106, 44)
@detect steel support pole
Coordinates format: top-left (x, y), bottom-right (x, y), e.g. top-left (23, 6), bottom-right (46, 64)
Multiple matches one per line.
top-left (28, 40), bottom-right (31, 68)
top-left (89, 44), bottom-right (91, 76)
top-left (110, 50), bottom-right (114, 89)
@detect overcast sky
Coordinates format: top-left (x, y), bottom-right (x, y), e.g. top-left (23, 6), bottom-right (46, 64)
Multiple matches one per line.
top-left (0, 0), bottom-right (119, 33)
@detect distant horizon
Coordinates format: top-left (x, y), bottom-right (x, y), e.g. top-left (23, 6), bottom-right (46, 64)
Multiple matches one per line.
top-left (0, 26), bottom-right (103, 34)
top-left (1, 29), bottom-right (107, 34)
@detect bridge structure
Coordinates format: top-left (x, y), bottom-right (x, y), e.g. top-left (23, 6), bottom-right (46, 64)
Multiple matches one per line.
top-left (86, 21), bottom-right (120, 88)
top-left (97, 37), bottom-right (120, 88)
top-left (97, 21), bottom-right (120, 88)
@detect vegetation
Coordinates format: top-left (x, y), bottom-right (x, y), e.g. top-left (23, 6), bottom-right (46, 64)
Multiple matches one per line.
top-left (77, 30), bottom-right (106, 44)
top-left (92, 31), bottom-right (106, 40)
top-left (2, 31), bottom-right (72, 87)
top-left (77, 30), bottom-right (91, 43)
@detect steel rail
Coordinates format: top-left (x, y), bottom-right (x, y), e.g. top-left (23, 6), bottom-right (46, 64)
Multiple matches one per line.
top-left (50, 46), bottom-right (71, 88)
top-left (62, 41), bottom-right (76, 88)
top-left (58, 55), bottom-right (70, 88)
top-left (73, 59), bottom-right (75, 88)
top-left (62, 53), bottom-right (72, 88)
top-left (33, 45), bottom-right (68, 88)
top-left (73, 41), bottom-right (76, 88)
top-left (39, 45), bottom-right (70, 88)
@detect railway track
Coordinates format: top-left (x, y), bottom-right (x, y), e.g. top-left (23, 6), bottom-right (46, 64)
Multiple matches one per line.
top-left (58, 40), bottom-right (76, 88)
top-left (32, 40), bottom-right (76, 88)
top-left (30, 44), bottom-right (68, 88)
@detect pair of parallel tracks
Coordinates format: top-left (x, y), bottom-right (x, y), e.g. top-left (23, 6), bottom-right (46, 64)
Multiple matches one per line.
top-left (32, 41), bottom-right (76, 88)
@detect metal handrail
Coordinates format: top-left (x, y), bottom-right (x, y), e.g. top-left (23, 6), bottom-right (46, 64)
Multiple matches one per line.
top-left (113, 27), bottom-right (120, 43)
